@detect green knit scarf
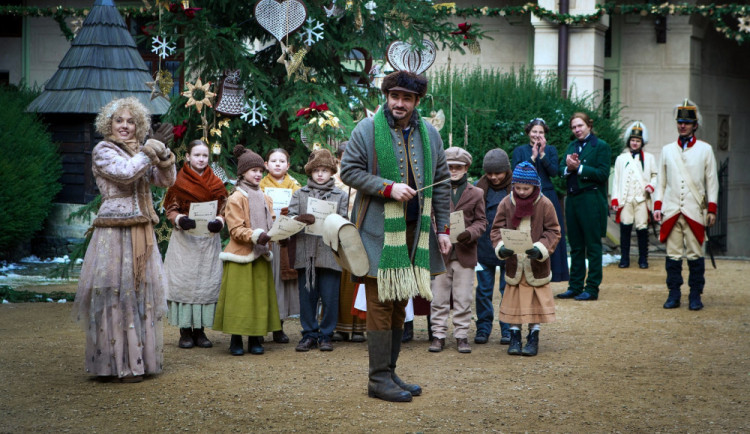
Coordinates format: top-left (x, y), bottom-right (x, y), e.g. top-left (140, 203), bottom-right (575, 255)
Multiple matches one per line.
top-left (374, 109), bottom-right (434, 302)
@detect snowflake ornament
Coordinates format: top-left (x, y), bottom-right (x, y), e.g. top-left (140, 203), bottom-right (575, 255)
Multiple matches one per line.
top-left (151, 35), bottom-right (177, 59)
top-left (241, 97), bottom-right (268, 126)
top-left (298, 17), bottom-right (324, 45)
top-left (738, 15), bottom-right (750, 33)
top-left (182, 79), bottom-right (215, 113)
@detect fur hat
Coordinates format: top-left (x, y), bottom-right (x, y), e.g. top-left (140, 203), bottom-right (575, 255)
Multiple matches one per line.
top-left (233, 145), bottom-right (264, 176)
top-left (445, 146), bottom-right (472, 166)
top-left (624, 121), bottom-right (649, 146)
top-left (304, 148), bottom-right (338, 176)
top-left (483, 148), bottom-right (510, 174)
top-left (381, 71), bottom-right (428, 98)
top-left (512, 161), bottom-right (541, 187)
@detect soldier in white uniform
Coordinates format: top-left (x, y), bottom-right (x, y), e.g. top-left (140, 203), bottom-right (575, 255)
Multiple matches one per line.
top-left (611, 122), bottom-right (658, 268)
top-left (653, 100), bottom-right (719, 311)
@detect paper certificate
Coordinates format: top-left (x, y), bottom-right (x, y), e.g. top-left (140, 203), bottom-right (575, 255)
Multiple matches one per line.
top-left (188, 200), bottom-right (218, 237)
top-left (267, 215), bottom-right (307, 241)
top-left (500, 228), bottom-right (533, 252)
top-left (305, 197), bottom-right (337, 236)
top-left (449, 210), bottom-right (466, 244)
top-left (264, 187), bottom-right (293, 217)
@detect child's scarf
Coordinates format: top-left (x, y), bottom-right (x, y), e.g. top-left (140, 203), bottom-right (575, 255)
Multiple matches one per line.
top-left (511, 187), bottom-right (540, 229)
top-left (259, 173), bottom-right (301, 192)
top-left (163, 164), bottom-right (227, 213)
top-left (373, 108), bottom-right (434, 302)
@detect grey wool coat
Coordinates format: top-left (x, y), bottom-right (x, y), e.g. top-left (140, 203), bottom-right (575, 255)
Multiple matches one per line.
top-left (288, 184), bottom-right (349, 271)
top-left (340, 110), bottom-right (451, 278)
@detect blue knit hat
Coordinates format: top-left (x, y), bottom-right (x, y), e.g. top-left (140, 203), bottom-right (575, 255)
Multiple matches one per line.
top-left (512, 161), bottom-right (541, 187)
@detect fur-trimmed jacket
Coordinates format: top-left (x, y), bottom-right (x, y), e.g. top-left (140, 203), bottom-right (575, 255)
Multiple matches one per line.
top-left (92, 138), bottom-right (175, 227)
top-left (490, 192), bottom-right (561, 287)
top-left (219, 187), bottom-right (275, 264)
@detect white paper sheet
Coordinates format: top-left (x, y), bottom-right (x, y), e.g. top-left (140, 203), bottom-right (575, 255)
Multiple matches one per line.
top-left (500, 228), bottom-right (533, 252)
top-left (305, 197), bottom-right (337, 236)
top-left (264, 187), bottom-right (293, 217)
top-left (188, 200), bottom-right (217, 237)
top-left (266, 215), bottom-right (307, 241)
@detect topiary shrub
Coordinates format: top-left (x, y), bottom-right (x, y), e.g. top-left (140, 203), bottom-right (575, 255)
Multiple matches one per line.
top-left (0, 86), bottom-right (62, 260)
top-left (428, 66), bottom-right (624, 192)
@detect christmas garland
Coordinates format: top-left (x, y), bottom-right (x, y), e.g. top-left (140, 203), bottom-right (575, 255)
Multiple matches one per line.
top-left (0, 3), bottom-right (749, 43)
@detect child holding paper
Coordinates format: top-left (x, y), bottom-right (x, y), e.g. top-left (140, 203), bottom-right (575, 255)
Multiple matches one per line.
top-left (490, 161), bottom-right (560, 356)
top-left (288, 149), bottom-right (349, 352)
top-left (214, 146), bottom-right (286, 356)
top-left (428, 147), bottom-right (486, 354)
top-left (163, 139), bottom-right (228, 349)
top-left (260, 148), bottom-right (302, 344)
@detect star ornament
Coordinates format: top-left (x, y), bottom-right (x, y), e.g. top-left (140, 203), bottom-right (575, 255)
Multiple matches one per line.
top-left (182, 78), bottom-right (216, 113)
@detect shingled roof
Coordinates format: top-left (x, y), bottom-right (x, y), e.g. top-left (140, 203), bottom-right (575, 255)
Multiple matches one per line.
top-left (27, 0), bottom-right (170, 114)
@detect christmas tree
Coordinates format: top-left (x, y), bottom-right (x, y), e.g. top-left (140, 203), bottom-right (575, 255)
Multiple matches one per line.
top-left (152, 0), bottom-right (482, 177)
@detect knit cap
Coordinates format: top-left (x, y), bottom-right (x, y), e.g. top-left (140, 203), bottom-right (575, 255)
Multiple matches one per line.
top-left (444, 146), bottom-right (472, 166)
top-left (483, 148), bottom-right (510, 174)
top-left (304, 148), bottom-right (338, 176)
top-left (233, 145), bottom-right (264, 176)
top-left (512, 161), bottom-right (541, 187)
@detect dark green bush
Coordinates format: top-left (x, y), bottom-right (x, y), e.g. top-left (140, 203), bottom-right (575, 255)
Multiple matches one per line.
top-left (0, 86), bottom-right (62, 259)
top-left (428, 67), bottom-right (624, 191)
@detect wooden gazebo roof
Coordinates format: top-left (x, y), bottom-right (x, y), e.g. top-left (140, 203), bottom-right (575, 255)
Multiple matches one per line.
top-left (27, 0), bottom-right (170, 114)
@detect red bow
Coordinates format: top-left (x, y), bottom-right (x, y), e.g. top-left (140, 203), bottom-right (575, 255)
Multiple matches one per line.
top-left (173, 120), bottom-right (188, 140)
top-left (296, 101), bottom-right (329, 118)
top-left (450, 22), bottom-right (472, 40)
top-left (184, 7), bottom-right (201, 19)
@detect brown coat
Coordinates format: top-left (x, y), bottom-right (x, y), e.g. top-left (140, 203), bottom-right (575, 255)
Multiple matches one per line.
top-left (219, 188), bottom-right (275, 263)
top-left (443, 183), bottom-right (487, 268)
top-left (490, 192), bottom-right (561, 286)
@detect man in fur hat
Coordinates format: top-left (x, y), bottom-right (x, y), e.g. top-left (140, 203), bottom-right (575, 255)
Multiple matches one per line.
top-left (340, 70), bottom-right (451, 402)
top-left (653, 100), bottom-right (719, 311)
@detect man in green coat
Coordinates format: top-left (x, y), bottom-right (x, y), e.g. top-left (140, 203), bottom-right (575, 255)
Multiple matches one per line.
top-left (556, 112), bottom-right (611, 301)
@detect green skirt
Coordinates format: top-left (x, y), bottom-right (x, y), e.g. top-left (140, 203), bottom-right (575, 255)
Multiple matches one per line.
top-left (213, 260), bottom-right (281, 336)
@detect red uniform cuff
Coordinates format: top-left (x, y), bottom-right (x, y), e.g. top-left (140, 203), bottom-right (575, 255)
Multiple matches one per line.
top-left (654, 201), bottom-right (662, 211)
top-left (645, 185), bottom-right (654, 193)
top-left (708, 202), bottom-right (717, 214)
top-left (611, 199), bottom-right (619, 207)
top-left (378, 182), bottom-right (393, 198)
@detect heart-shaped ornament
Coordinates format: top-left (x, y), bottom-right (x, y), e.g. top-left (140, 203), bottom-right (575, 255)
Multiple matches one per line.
top-left (386, 40), bottom-right (437, 75)
top-left (255, 0), bottom-right (308, 42)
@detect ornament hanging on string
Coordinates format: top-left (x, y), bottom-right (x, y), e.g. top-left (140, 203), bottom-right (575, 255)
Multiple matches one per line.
top-left (151, 35), bottom-right (177, 59)
top-left (298, 17), bottom-right (325, 45)
top-left (182, 78), bottom-right (215, 113)
top-left (423, 109), bottom-right (445, 131)
top-left (254, 0), bottom-right (308, 42)
top-left (739, 15), bottom-right (750, 33)
top-left (214, 70), bottom-right (245, 116)
top-left (386, 40), bottom-right (437, 75)
top-left (323, 1), bottom-right (344, 19)
top-left (241, 96), bottom-right (268, 126)
top-left (278, 41), bottom-right (311, 81)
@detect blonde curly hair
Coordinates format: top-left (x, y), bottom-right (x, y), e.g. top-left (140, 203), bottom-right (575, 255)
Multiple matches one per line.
top-left (95, 97), bottom-right (151, 143)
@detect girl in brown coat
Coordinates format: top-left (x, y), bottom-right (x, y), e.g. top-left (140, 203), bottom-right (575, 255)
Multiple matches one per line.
top-left (491, 161), bottom-right (561, 356)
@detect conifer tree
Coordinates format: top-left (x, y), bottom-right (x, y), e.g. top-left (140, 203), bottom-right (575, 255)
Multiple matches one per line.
top-left (155, 0), bottom-right (480, 175)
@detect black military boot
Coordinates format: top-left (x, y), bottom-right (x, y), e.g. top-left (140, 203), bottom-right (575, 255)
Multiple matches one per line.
top-left (663, 258), bottom-right (683, 309)
top-left (521, 329), bottom-right (539, 356)
top-left (636, 228), bottom-right (649, 269)
top-left (619, 224), bottom-right (633, 268)
top-left (688, 258), bottom-right (705, 311)
top-left (507, 329), bottom-right (522, 356)
top-left (426, 315), bottom-right (434, 342)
